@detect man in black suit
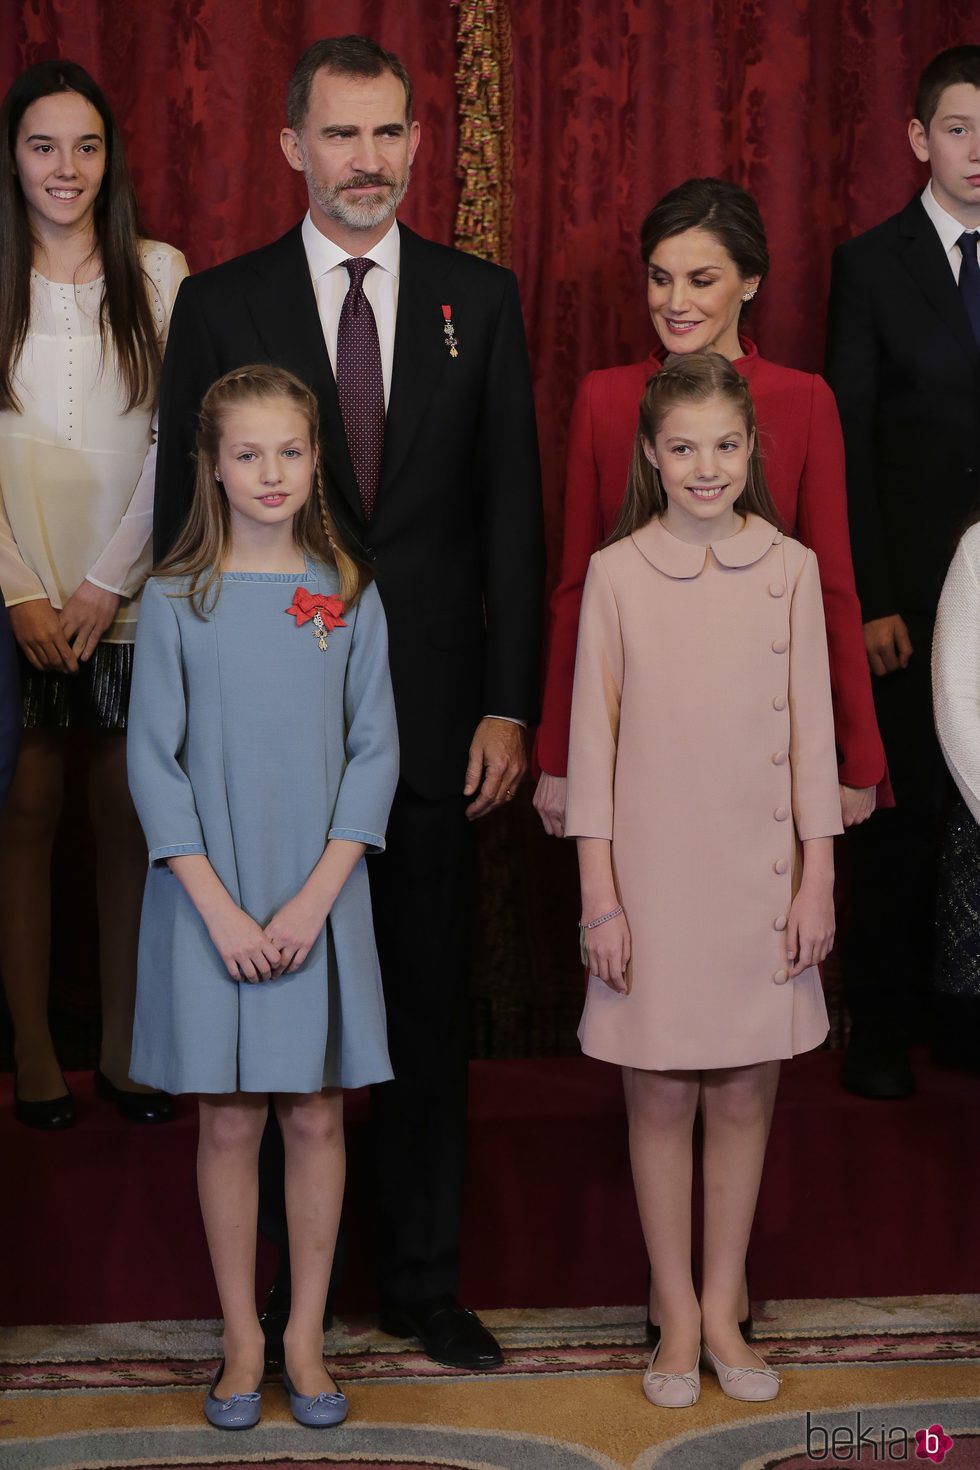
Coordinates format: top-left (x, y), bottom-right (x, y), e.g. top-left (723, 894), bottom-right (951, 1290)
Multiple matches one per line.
top-left (154, 36), bottom-right (543, 1368)
top-left (825, 45), bottom-right (980, 1098)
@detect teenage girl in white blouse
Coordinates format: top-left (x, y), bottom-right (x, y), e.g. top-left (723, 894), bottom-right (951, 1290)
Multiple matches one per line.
top-left (0, 60), bottom-right (187, 1128)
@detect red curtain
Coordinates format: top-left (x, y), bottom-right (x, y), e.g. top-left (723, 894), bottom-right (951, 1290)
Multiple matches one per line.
top-left (1, 0), bottom-right (459, 263)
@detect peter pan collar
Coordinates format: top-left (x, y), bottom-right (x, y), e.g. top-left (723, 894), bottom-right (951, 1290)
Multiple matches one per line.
top-left (631, 513), bottom-right (782, 579)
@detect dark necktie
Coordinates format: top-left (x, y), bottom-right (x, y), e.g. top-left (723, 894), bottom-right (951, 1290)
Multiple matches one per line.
top-left (336, 257), bottom-right (384, 521)
top-left (957, 231), bottom-right (980, 348)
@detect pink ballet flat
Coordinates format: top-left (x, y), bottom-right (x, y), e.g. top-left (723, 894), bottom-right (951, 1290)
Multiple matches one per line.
top-left (642, 1341), bottom-right (701, 1407)
top-left (700, 1341), bottom-right (781, 1401)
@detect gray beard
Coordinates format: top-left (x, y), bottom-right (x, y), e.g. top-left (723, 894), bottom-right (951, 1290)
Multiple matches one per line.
top-left (307, 168), bottom-right (411, 232)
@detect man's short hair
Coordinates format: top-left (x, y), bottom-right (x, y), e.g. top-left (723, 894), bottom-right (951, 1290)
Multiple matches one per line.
top-left (914, 45), bottom-right (980, 133)
top-left (287, 35), bottom-right (413, 131)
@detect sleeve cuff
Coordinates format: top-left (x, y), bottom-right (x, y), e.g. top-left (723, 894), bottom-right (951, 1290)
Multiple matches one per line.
top-left (327, 826), bottom-right (386, 854)
top-left (148, 841), bottom-right (206, 866)
top-left (85, 574), bottom-right (128, 597)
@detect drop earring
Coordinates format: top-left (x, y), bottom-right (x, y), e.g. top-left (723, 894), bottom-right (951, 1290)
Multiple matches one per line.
top-left (742, 289), bottom-right (757, 302)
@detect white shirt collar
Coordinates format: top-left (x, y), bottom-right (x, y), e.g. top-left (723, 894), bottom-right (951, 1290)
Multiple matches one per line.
top-left (920, 181), bottom-right (971, 256)
top-left (301, 212), bottom-right (400, 280)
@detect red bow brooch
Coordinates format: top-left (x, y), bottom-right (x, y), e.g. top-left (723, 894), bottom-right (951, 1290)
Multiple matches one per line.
top-left (286, 587), bottom-right (346, 652)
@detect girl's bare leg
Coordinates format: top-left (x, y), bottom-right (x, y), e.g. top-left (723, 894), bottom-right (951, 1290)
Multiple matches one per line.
top-left (699, 1060), bottom-right (780, 1367)
top-left (626, 1066), bottom-right (701, 1372)
top-left (0, 732), bottom-right (65, 1100)
top-left (277, 1088), bottom-right (345, 1396)
top-left (198, 1093), bottom-right (268, 1395)
top-left (631, 1071), bottom-right (750, 1331)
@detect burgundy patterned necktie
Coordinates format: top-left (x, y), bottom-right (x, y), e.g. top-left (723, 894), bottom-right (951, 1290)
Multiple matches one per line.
top-left (336, 257), bottom-right (384, 520)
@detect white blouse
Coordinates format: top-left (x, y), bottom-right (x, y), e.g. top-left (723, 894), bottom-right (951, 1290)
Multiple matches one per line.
top-left (933, 521), bottom-right (980, 824)
top-left (0, 240), bottom-right (188, 642)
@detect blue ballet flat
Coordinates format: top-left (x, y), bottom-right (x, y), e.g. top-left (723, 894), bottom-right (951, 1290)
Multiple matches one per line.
top-left (203, 1361), bottom-right (262, 1430)
top-left (282, 1366), bottom-right (348, 1427)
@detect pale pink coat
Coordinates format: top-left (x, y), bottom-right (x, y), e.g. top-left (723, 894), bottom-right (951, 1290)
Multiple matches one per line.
top-left (566, 514), bottom-right (843, 1071)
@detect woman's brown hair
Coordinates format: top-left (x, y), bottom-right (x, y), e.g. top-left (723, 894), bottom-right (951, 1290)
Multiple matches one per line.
top-left (609, 352), bottom-right (783, 543)
top-left (639, 177), bottom-right (769, 300)
top-left (154, 364), bottom-right (371, 614)
top-left (0, 60), bottom-right (162, 413)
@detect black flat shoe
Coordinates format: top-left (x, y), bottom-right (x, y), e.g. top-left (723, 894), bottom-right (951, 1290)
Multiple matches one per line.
top-left (379, 1295), bottom-right (503, 1370)
top-left (13, 1079), bottom-right (75, 1131)
top-left (94, 1068), bottom-right (172, 1123)
top-left (645, 1309), bottom-right (753, 1347)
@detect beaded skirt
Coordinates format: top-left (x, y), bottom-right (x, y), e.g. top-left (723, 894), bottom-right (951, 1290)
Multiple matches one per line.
top-left (933, 790), bottom-right (980, 1070)
top-left (18, 641), bottom-right (133, 732)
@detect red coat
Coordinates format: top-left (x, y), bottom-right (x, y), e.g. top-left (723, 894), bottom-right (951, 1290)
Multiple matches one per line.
top-left (536, 338), bottom-right (888, 796)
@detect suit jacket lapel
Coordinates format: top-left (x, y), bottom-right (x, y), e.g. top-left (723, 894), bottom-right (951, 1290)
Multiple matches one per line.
top-left (899, 197), bottom-right (978, 364)
top-left (245, 225), bottom-right (363, 523)
top-left (382, 224), bottom-right (455, 495)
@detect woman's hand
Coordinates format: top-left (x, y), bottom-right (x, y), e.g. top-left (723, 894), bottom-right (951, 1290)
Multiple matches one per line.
top-left (581, 907), bottom-right (631, 994)
top-left (206, 901), bottom-right (285, 982)
top-left (533, 771), bottom-right (567, 836)
top-left (264, 890), bottom-right (330, 974)
top-left (8, 598), bottom-right (79, 673)
top-left (786, 881), bottom-right (835, 977)
top-left (60, 579), bottom-right (121, 662)
top-left (840, 783), bottom-right (876, 828)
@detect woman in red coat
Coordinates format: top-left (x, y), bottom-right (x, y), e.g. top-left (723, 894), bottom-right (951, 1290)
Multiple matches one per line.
top-left (535, 178), bottom-right (886, 837)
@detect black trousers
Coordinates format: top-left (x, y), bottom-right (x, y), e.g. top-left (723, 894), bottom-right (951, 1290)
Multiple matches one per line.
top-left (841, 616), bottom-right (948, 1045)
top-left (258, 782), bottom-right (475, 1307)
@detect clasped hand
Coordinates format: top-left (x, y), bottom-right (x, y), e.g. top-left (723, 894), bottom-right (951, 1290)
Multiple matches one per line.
top-left (206, 892), bottom-right (329, 982)
top-left (9, 581), bottom-right (120, 672)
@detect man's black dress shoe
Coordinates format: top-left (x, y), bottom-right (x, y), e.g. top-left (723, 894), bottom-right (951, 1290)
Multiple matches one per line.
top-left (94, 1068), bottom-right (173, 1123)
top-left (379, 1296), bottom-right (503, 1370)
top-left (13, 1079), bottom-right (75, 1130)
top-left (259, 1280), bottom-right (333, 1374)
top-left (840, 1041), bottom-right (914, 1100)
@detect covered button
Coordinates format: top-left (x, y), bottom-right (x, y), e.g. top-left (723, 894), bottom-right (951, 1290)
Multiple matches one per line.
top-left (771, 638), bottom-right (788, 654)
top-left (773, 805), bottom-right (789, 821)
top-left (773, 914), bottom-right (788, 932)
top-left (769, 582), bottom-right (785, 597)
top-left (772, 969), bottom-right (789, 985)
top-left (772, 750), bottom-right (788, 765)
top-left (773, 857), bottom-right (789, 875)
top-left (772, 695), bottom-right (787, 711)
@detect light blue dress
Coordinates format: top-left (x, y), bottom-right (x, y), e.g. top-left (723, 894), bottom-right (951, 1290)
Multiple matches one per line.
top-left (127, 560), bottom-right (399, 1094)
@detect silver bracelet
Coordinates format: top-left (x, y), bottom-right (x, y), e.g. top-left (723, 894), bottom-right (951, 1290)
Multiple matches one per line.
top-left (578, 905), bottom-right (624, 964)
top-left (582, 905), bottom-right (624, 930)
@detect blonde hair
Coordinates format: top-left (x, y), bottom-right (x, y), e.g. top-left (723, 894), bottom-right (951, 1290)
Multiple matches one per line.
top-left (155, 364), bottom-right (370, 614)
top-left (609, 351), bottom-right (783, 545)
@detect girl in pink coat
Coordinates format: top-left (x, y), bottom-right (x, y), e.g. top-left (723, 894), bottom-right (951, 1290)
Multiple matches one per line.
top-left (567, 353), bottom-right (842, 1409)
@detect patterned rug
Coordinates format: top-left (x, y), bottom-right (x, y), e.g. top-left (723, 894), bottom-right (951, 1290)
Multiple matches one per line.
top-left (2, 1296), bottom-right (979, 1469)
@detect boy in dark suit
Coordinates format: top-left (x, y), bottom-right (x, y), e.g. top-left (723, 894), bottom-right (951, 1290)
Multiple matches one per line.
top-left (154, 36), bottom-right (543, 1369)
top-left (825, 45), bottom-right (980, 1098)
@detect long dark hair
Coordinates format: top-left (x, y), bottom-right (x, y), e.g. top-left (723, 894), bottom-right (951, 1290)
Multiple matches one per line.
top-left (610, 352), bottom-right (782, 543)
top-left (639, 178), bottom-right (770, 299)
top-left (156, 364), bottom-right (372, 615)
top-left (0, 59), bottom-right (161, 413)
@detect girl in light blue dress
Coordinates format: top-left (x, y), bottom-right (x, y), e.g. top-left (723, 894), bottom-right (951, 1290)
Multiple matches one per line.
top-left (128, 364), bottom-right (398, 1430)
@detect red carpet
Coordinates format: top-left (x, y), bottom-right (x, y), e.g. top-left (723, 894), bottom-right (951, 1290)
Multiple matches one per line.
top-left (1, 1050), bottom-right (976, 1326)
